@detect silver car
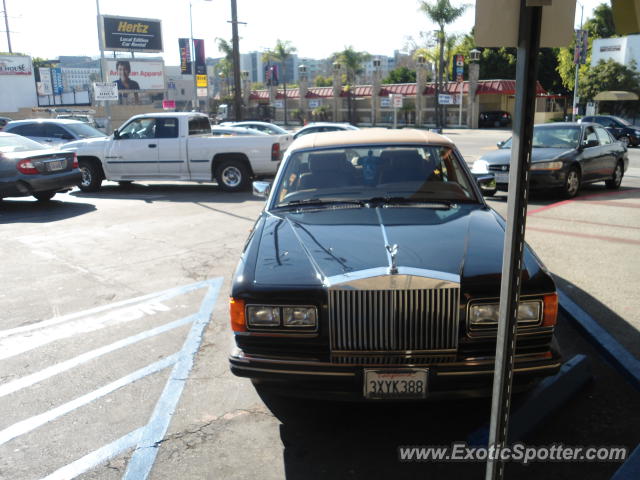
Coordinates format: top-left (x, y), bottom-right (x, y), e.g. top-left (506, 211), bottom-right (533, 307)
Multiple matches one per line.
top-left (4, 119), bottom-right (105, 148)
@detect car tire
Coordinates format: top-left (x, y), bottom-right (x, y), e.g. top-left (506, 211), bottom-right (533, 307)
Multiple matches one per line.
top-left (33, 190), bottom-right (56, 201)
top-left (215, 160), bottom-right (250, 192)
top-left (562, 166), bottom-right (581, 199)
top-left (605, 161), bottom-right (624, 189)
top-left (78, 161), bottom-right (103, 192)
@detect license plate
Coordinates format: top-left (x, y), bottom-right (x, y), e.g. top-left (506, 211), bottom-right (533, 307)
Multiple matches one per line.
top-left (494, 172), bottom-right (509, 184)
top-left (47, 160), bottom-right (65, 171)
top-left (364, 369), bottom-right (428, 399)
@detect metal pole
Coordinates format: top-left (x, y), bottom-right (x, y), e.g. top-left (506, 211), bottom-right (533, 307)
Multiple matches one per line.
top-left (571, 3), bottom-right (584, 122)
top-left (95, 0), bottom-right (111, 133)
top-left (485, 1), bottom-right (542, 479)
top-left (189, 1), bottom-right (198, 111)
top-left (2, 0), bottom-right (11, 53)
top-left (230, 0), bottom-right (243, 121)
top-left (458, 80), bottom-right (463, 126)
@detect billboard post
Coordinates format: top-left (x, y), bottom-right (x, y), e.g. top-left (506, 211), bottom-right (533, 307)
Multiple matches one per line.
top-left (95, 0), bottom-right (112, 133)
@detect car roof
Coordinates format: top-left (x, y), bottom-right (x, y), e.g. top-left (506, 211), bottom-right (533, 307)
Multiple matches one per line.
top-left (300, 122), bottom-right (356, 128)
top-left (290, 128), bottom-right (455, 150)
top-left (7, 118), bottom-right (85, 125)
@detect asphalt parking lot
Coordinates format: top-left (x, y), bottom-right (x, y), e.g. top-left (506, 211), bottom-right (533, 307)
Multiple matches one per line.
top-left (0, 128), bottom-right (638, 479)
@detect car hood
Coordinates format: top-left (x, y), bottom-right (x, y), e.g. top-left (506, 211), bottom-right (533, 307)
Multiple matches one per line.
top-left (252, 205), bottom-right (545, 291)
top-left (480, 147), bottom-right (573, 165)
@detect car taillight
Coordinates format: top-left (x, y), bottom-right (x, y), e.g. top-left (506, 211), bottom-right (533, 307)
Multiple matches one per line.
top-left (271, 143), bottom-right (281, 161)
top-left (72, 153), bottom-right (78, 169)
top-left (502, 113), bottom-right (510, 118)
top-left (16, 158), bottom-right (39, 174)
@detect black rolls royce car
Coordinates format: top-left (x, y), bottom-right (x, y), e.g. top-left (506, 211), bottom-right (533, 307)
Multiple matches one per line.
top-left (472, 122), bottom-right (628, 198)
top-left (229, 129), bottom-right (561, 401)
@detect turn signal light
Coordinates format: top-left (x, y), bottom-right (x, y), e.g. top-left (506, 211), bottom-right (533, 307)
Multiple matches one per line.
top-left (16, 158), bottom-right (38, 175)
top-left (542, 293), bottom-right (558, 327)
top-left (229, 297), bottom-right (246, 332)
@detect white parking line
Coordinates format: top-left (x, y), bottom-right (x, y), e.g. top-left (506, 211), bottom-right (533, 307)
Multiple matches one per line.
top-left (40, 427), bottom-right (144, 480)
top-left (0, 279), bottom-right (211, 339)
top-left (0, 314), bottom-right (196, 398)
top-left (0, 352), bottom-right (179, 446)
top-left (123, 277), bottom-right (222, 480)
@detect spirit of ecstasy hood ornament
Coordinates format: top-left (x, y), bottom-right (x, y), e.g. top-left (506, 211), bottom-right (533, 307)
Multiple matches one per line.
top-left (386, 243), bottom-right (399, 275)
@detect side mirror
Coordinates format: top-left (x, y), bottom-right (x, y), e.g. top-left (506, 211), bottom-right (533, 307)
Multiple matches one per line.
top-left (474, 173), bottom-right (497, 195)
top-left (583, 139), bottom-right (598, 149)
top-left (113, 129), bottom-right (120, 139)
top-left (497, 141), bottom-right (505, 149)
top-left (252, 181), bottom-right (271, 199)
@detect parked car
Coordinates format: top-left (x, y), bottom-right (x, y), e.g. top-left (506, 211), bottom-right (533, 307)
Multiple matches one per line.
top-left (579, 115), bottom-right (640, 147)
top-left (0, 132), bottom-right (81, 201)
top-left (228, 128), bottom-right (561, 400)
top-left (211, 126), bottom-right (269, 136)
top-left (4, 119), bottom-right (106, 148)
top-left (223, 121), bottom-right (293, 150)
top-left (479, 111), bottom-right (511, 128)
top-left (472, 122), bottom-right (628, 198)
top-left (56, 114), bottom-right (99, 129)
top-left (0, 117), bottom-right (12, 130)
top-left (62, 113), bottom-right (283, 192)
top-left (293, 122), bottom-right (359, 140)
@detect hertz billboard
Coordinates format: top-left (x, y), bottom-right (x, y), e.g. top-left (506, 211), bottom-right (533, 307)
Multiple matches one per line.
top-left (102, 15), bottom-right (163, 53)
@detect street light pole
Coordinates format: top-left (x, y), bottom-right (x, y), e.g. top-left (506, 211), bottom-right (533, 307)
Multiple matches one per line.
top-left (2, 0), bottom-right (11, 53)
top-left (189, 1), bottom-right (198, 111)
top-left (571, 2), bottom-right (584, 122)
top-left (230, 0), bottom-right (243, 121)
top-left (95, 0), bottom-right (111, 133)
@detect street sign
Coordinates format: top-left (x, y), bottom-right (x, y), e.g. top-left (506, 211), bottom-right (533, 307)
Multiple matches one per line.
top-left (162, 100), bottom-right (176, 110)
top-left (455, 54), bottom-right (465, 82)
top-left (438, 94), bottom-right (461, 105)
top-left (196, 74), bottom-right (208, 88)
top-left (93, 82), bottom-right (118, 101)
top-left (380, 97), bottom-right (391, 108)
top-left (196, 87), bottom-right (208, 97)
top-left (308, 99), bottom-right (320, 108)
top-left (391, 94), bottom-right (403, 108)
top-left (52, 68), bottom-right (63, 95)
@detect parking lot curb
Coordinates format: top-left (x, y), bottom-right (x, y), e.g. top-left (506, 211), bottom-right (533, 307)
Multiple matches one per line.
top-left (467, 354), bottom-right (591, 446)
top-left (558, 289), bottom-right (640, 391)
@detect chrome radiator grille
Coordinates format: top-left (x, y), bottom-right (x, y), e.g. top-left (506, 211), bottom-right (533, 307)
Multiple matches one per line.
top-left (328, 288), bottom-right (460, 352)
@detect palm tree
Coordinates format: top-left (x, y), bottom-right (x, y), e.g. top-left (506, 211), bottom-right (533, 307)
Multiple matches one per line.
top-left (215, 38), bottom-right (234, 98)
top-left (263, 39), bottom-right (297, 125)
top-left (420, 0), bottom-right (468, 128)
top-left (332, 46), bottom-right (371, 124)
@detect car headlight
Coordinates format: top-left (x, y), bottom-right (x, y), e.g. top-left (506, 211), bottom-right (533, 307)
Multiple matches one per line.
top-left (245, 305), bottom-right (318, 329)
top-left (283, 307), bottom-right (317, 327)
top-left (530, 161), bottom-right (563, 171)
top-left (471, 160), bottom-right (489, 173)
top-left (468, 301), bottom-right (542, 329)
top-left (246, 306), bottom-right (280, 327)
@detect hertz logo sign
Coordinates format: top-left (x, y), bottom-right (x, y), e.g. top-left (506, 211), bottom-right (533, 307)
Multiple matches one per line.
top-left (103, 15), bottom-right (163, 52)
top-left (117, 21), bottom-right (150, 34)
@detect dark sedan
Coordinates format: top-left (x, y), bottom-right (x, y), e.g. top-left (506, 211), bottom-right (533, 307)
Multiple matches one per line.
top-left (580, 115), bottom-right (640, 147)
top-left (472, 122), bottom-right (628, 198)
top-left (228, 128), bottom-right (560, 401)
top-left (479, 110), bottom-right (511, 128)
top-left (0, 132), bottom-right (81, 201)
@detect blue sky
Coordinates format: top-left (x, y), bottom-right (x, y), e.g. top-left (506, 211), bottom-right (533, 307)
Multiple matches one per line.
top-left (3, 0), bottom-right (605, 64)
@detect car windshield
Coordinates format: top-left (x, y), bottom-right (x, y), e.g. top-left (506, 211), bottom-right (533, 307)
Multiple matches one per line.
top-left (500, 126), bottom-right (580, 149)
top-left (64, 123), bottom-right (106, 139)
top-left (272, 144), bottom-right (478, 208)
top-left (0, 134), bottom-right (47, 153)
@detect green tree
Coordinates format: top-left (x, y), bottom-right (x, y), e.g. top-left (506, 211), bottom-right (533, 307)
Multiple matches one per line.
top-left (263, 39), bottom-right (297, 125)
top-left (314, 75), bottom-right (331, 87)
top-left (214, 38), bottom-right (234, 95)
top-left (420, 0), bottom-right (469, 128)
top-left (583, 3), bottom-right (616, 39)
top-left (579, 59), bottom-right (640, 101)
top-left (382, 66), bottom-right (417, 84)
top-left (332, 46), bottom-right (371, 123)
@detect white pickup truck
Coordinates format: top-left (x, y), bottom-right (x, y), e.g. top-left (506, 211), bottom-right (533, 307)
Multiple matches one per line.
top-left (62, 112), bottom-right (283, 192)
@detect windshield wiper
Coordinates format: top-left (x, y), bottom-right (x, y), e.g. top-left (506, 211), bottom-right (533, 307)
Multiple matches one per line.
top-left (364, 196), bottom-right (456, 208)
top-left (276, 198), bottom-right (366, 210)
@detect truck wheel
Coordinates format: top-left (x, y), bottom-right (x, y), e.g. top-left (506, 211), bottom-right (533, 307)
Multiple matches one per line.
top-left (78, 161), bottom-right (103, 192)
top-left (216, 160), bottom-right (250, 192)
top-left (33, 190), bottom-right (56, 201)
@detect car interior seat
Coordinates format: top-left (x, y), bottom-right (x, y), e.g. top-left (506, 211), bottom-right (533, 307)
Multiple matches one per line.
top-left (379, 149), bottom-right (431, 183)
top-left (298, 152), bottom-right (354, 190)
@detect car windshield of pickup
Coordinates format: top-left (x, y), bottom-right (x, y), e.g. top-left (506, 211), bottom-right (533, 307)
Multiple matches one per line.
top-left (272, 145), bottom-right (478, 208)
